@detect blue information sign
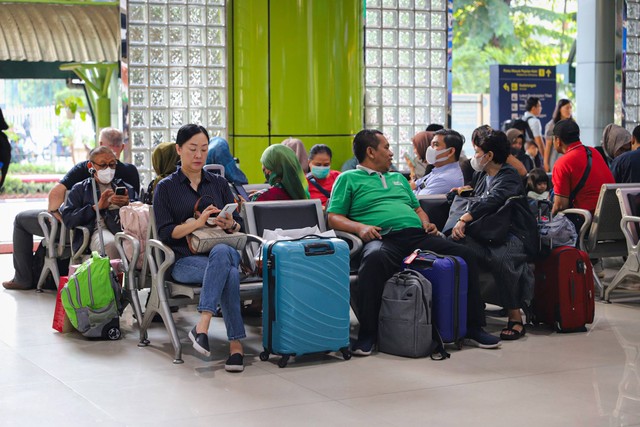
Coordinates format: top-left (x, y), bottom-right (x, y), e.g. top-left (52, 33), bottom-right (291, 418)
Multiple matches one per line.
top-left (490, 65), bottom-right (557, 133)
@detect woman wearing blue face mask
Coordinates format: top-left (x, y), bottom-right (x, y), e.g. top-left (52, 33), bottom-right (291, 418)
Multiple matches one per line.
top-left (306, 144), bottom-right (341, 208)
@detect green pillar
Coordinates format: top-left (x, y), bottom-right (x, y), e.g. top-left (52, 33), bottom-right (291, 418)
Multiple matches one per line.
top-left (59, 62), bottom-right (118, 133)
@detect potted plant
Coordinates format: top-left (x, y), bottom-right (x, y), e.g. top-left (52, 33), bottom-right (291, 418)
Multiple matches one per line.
top-left (54, 88), bottom-right (87, 121)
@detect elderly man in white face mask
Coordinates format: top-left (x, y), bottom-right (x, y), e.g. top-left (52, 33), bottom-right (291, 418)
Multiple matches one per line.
top-left (61, 146), bottom-right (135, 259)
top-left (413, 129), bottom-right (465, 195)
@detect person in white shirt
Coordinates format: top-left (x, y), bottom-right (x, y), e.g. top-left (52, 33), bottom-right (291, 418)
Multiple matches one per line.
top-left (522, 97), bottom-right (545, 160)
top-left (413, 129), bottom-right (465, 195)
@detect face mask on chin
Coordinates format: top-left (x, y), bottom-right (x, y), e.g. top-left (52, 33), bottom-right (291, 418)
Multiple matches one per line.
top-left (96, 168), bottom-right (115, 184)
top-left (425, 146), bottom-right (451, 165)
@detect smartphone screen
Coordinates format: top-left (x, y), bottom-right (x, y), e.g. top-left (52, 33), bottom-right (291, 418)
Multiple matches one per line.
top-left (115, 187), bottom-right (126, 196)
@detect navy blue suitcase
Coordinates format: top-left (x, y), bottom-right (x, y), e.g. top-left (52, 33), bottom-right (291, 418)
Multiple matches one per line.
top-left (403, 250), bottom-right (468, 346)
top-left (260, 236), bottom-right (352, 367)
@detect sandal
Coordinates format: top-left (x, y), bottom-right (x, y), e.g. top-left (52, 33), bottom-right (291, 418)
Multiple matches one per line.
top-left (500, 320), bottom-right (526, 341)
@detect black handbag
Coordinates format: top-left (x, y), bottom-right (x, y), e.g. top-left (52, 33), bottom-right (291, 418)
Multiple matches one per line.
top-left (466, 201), bottom-right (513, 245)
top-left (443, 195), bottom-right (515, 245)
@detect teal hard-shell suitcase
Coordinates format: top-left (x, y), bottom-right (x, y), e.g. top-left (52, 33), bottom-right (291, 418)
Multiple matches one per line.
top-left (260, 237), bottom-right (351, 367)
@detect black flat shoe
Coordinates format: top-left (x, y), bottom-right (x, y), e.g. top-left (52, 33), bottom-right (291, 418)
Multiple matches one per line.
top-left (188, 326), bottom-right (211, 357)
top-left (225, 353), bottom-right (244, 372)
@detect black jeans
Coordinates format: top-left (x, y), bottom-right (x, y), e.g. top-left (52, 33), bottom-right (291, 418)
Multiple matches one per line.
top-left (356, 228), bottom-right (486, 339)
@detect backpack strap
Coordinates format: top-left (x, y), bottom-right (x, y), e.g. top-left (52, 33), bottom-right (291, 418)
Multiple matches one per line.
top-left (430, 326), bottom-right (451, 361)
top-left (407, 270), bottom-right (451, 360)
top-left (306, 173), bottom-right (331, 198)
top-left (523, 116), bottom-right (535, 140)
top-left (568, 146), bottom-right (592, 208)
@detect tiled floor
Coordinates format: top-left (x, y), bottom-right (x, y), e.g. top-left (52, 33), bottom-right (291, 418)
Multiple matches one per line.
top-left (1, 253), bottom-right (640, 427)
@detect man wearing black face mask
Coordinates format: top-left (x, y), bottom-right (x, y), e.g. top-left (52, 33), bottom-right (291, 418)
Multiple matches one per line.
top-left (61, 146), bottom-right (136, 260)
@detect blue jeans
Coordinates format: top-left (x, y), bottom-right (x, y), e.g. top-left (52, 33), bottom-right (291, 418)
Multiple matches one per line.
top-left (171, 245), bottom-right (246, 341)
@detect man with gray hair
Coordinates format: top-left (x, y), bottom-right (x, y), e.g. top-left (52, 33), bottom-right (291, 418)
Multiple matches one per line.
top-left (3, 128), bottom-right (140, 290)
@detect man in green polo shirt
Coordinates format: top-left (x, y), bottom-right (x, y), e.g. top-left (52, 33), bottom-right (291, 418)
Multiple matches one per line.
top-left (328, 129), bottom-right (501, 355)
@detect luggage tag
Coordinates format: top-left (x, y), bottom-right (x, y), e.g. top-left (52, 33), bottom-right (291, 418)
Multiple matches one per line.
top-left (404, 249), bottom-right (420, 265)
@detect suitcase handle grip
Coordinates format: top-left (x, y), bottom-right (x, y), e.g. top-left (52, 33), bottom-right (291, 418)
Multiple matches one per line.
top-left (304, 242), bottom-right (335, 256)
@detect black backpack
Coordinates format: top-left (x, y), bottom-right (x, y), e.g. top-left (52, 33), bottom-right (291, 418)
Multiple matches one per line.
top-left (503, 117), bottom-right (535, 142)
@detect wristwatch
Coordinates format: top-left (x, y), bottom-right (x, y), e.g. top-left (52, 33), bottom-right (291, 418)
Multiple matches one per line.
top-left (48, 208), bottom-right (60, 214)
top-left (458, 217), bottom-right (468, 224)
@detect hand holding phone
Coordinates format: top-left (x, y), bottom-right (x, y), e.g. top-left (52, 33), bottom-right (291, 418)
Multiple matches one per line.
top-left (115, 187), bottom-right (126, 196)
top-left (218, 202), bottom-right (238, 219)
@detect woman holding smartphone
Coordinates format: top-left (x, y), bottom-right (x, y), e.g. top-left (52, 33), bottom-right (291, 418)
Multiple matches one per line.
top-left (153, 124), bottom-right (246, 372)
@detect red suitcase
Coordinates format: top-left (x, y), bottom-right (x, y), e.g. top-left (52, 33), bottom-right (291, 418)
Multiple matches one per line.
top-left (533, 246), bottom-right (595, 332)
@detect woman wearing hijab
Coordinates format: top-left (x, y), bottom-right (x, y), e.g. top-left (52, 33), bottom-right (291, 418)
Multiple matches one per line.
top-left (0, 108), bottom-right (10, 190)
top-left (251, 144), bottom-right (309, 201)
top-left (206, 137), bottom-right (248, 185)
top-left (281, 138), bottom-right (310, 174)
top-left (408, 130), bottom-right (433, 185)
top-left (407, 131), bottom-right (433, 190)
top-left (602, 123), bottom-right (632, 164)
top-left (143, 142), bottom-right (179, 204)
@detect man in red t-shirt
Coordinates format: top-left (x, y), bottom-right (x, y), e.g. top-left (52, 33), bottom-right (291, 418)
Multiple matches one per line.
top-left (551, 120), bottom-right (614, 215)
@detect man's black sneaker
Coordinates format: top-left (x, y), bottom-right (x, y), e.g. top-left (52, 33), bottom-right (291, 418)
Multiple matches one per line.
top-left (351, 337), bottom-right (376, 356)
top-left (465, 327), bottom-right (502, 349)
top-left (225, 353), bottom-right (244, 372)
top-left (188, 326), bottom-right (211, 357)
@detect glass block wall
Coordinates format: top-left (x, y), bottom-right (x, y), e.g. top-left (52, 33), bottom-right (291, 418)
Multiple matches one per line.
top-left (624, 0), bottom-right (640, 132)
top-left (364, 0), bottom-right (450, 167)
top-left (125, 0), bottom-right (227, 184)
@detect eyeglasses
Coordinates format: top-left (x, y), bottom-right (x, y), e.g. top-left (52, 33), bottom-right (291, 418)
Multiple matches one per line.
top-left (93, 162), bottom-right (117, 169)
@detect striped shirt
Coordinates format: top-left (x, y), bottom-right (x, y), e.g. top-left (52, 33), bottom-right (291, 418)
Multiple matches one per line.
top-left (153, 167), bottom-right (243, 259)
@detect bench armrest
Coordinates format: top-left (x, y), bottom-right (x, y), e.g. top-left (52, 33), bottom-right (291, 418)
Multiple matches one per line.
top-left (333, 230), bottom-right (363, 259)
top-left (620, 215), bottom-right (640, 251)
top-left (562, 208), bottom-right (592, 251)
top-left (69, 226), bottom-right (91, 264)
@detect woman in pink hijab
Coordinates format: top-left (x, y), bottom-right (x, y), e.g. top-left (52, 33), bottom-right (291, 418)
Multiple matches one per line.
top-left (281, 138), bottom-right (309, 173)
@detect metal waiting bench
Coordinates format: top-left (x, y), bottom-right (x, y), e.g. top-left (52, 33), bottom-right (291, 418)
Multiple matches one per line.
top-left (575, 183), bottom-right (639, 298)
top-left (140, 199), bottom-right (361, 364)
top-left (605, 186), bottom-right (640, 301)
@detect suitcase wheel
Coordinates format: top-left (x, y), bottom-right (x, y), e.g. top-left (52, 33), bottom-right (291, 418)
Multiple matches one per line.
top-left (340, 348), bottom-right (352, 360)
top-left (259, 351), bottom-right (270, 362)
top-left (455, 339), bottom-right (464, 350)
top-left (554, 321), bottom-right (562, 333)
top-left (107, 327), bottom-right (121, 340)
top-left (278, 355), bottom-right (290, 368)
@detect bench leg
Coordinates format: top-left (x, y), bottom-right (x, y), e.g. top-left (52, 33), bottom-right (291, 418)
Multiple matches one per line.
top-left (36, 259), bottom-right (59, 292)
top-left (604, 254), bottom-right (640, 302)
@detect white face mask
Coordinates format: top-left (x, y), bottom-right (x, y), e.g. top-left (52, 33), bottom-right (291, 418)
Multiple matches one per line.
top-left (470, 153), bottom-right (487, 172)
top-left (96, 168), bottom-right (115, 184)
top-left (425, 146), bottom-right (451, 165)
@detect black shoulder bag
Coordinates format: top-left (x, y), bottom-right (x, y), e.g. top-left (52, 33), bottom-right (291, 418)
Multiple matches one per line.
top-left (306, 173), bottom-right (331, 198)
top-left (568, 146), bottom-right (592, 208)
